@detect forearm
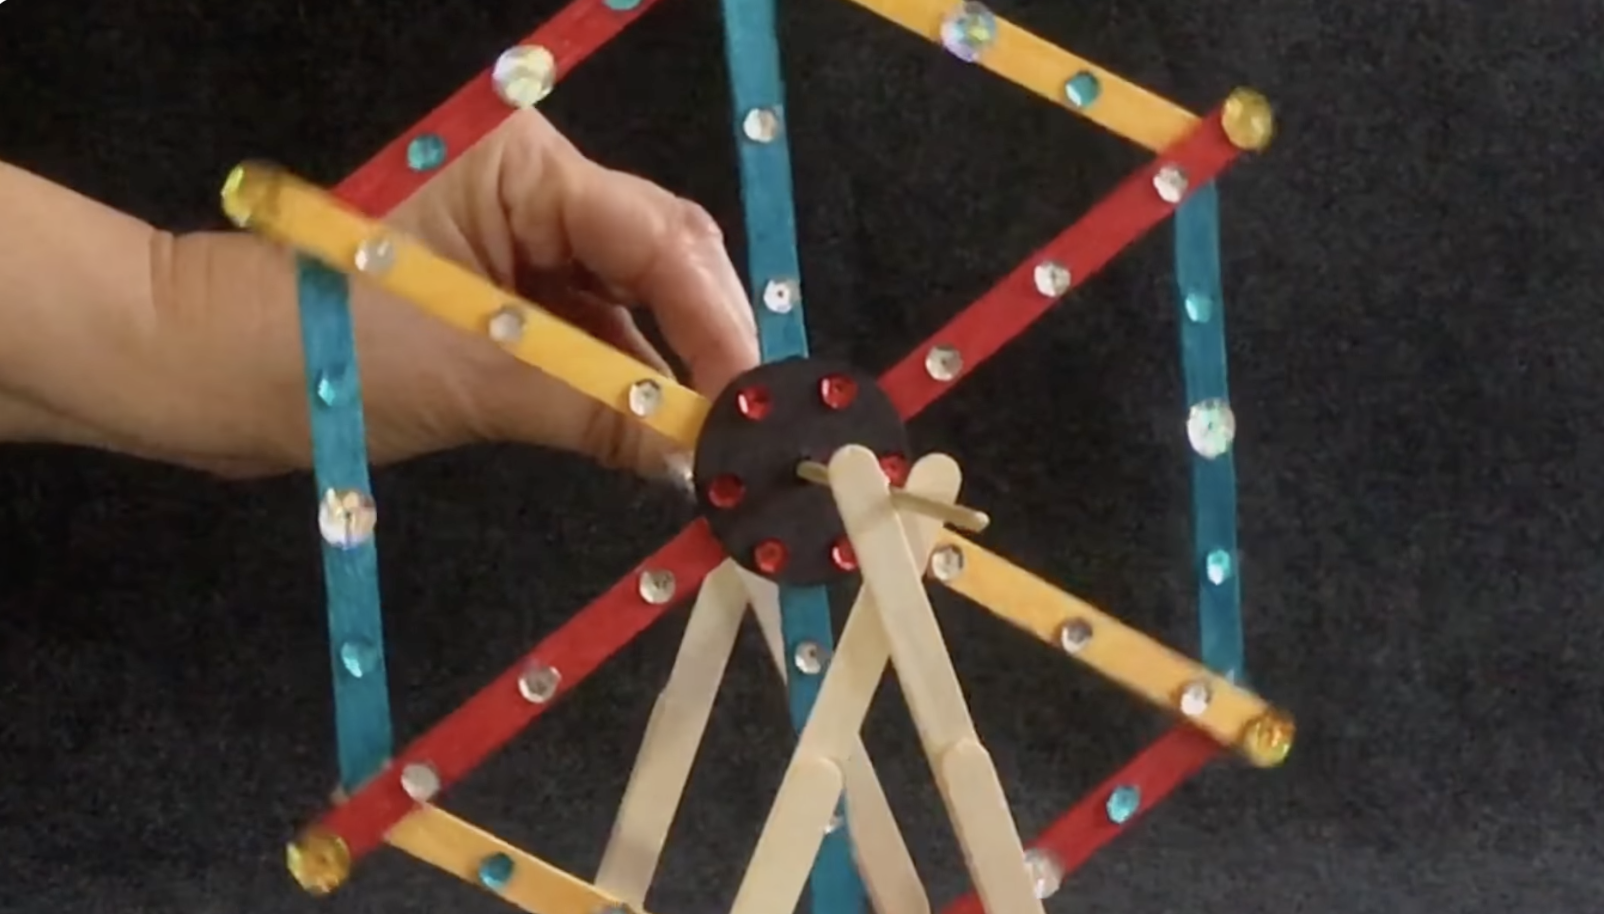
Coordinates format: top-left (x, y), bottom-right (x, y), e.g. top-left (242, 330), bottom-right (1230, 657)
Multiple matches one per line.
top-left (0, 160), bottom-right (171, 444)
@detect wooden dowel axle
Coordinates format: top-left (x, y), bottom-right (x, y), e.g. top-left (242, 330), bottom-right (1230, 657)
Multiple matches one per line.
top-left (796, 460), bottom-right (990, 533)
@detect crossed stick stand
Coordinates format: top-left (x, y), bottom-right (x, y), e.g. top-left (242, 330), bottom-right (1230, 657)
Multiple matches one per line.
top-left (599, 447), bottom-right (1041, 914)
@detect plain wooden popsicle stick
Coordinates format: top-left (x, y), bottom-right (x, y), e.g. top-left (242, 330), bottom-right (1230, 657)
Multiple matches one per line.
top-left (594, 562), bottom-right (750, 905)
top-left (827, 445), bottom-right (1044, 914)
top-left (742, 574), bottom-right (932, 914)
top-left (727, 455), bottom-right (960, 914)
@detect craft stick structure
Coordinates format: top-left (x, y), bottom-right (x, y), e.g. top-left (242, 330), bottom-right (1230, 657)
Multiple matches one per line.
top-left (225, 1), bottom-right (1294, 911)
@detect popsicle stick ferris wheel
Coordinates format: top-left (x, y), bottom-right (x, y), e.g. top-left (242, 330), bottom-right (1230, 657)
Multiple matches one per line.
top-left (223, 0), bottom-right (1295, 912)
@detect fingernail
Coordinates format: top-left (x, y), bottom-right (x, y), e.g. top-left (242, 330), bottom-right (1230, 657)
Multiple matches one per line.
top-left (657, 451), bottom-right (697, 500)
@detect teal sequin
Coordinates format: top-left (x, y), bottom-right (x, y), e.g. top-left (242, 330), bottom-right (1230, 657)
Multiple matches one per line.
top-left (338, 639), bottom-right (379, 678)
top-left (314, 368), bottom-right (348, 407)
top-left (478, 852), bottom-right (515, 891)
top-left (1063, 71), bottom-right (1101, 109)
top-left (406, 134), bottom-right (448, 172)
top-left (1184, 292), bottom-right (1214, 323)
top-left (1205, 549), bottom-right (1234, 585)
top-left (604, 0), bottom-right (644, 9)
top-left (1105, 785), bottom-right (1141, 824)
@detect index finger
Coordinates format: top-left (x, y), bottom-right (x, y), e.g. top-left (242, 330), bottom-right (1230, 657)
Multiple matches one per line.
top-left (500, 120), bottom-right (760, 395)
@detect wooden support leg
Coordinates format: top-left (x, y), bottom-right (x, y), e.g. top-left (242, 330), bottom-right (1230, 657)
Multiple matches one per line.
top-left (595, 562), bottom-right (751, 906)
top-left (827, 445), bottom-right (1044, 914)
top-left (728, 454), bottom-right (960, 914)
top-left (744, 574), bottom-right (931, 914)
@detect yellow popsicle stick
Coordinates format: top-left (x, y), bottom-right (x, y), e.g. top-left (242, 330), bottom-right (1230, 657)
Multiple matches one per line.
top-left (219, 162), bottom-right (710, 451)
top-left (843, 0), bottom-right (1200, 151)
top-left (387, 804), bottom-right (650, 914)
top-left (930, 530), bottom-right (1294, 767)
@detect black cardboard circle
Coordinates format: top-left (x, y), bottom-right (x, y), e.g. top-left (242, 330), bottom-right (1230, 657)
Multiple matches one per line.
top-left (692, 356), bottom-right (909, 586)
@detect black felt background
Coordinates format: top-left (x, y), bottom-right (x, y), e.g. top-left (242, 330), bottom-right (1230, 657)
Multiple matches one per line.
top-left (1, 0), bottom-right (1601, 911)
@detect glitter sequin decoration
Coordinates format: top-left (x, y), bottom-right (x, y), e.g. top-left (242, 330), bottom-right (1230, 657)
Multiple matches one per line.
top-left (719, 0), bottom-right (863, 908)
top-left (477, 852), bottom-right (515, 891)
top-left (939, 2), bottom-right (998, 63)
top-left (1104, 785), bottom-right (1141, 824)
top-left (1063, 71), bottom-right (1101, 109)
top-left (295, 259), bottom-right (394, 791)
top-left (492, 45), bottom-right (557, 108)
top-left (405, 134), bottom-right (447, 172)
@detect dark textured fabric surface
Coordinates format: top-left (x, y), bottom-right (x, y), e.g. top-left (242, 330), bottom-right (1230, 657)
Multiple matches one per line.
top-left (2, 0), bottom-right (1601, 911)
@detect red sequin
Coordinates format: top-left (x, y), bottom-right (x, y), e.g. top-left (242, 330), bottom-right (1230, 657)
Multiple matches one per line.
top-left (829, 536), bottom-right (858, 571)
top-left (735, 386), bottom-right (772, 420)
top-left (818, 374), bottom-right (858, 410)
top-left (878, 454), bottom-right (911, 486)
top-left (707, 474), bottom-right (745, 509)
top-left (753, 539), bottom-right (789, 574)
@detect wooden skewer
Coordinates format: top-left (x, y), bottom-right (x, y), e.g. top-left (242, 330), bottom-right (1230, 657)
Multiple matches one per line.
top-left (796, 460), bottom-right (991, 533)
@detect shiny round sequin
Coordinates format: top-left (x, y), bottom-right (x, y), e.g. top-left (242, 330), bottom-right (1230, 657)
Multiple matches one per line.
top-left (488, 305), bottom-right (527, 345)
top-left (353, 236), bottom-right (396, 274)
top-left (478, 852), bottom-right (515, 891)
top-left (754, 539), bottom-right (789, 574)
top-left (762, 278), bottom-right (799, 314)
top-left (1205, 549), bottom-right (1234, 584)
top-left (1105, 785), bottom-right (1141, 824)
top-left (286, 828), bottom-right (351, 895)
top-left (939, 2), bottom-right (998, 63)
top-left (492, 45), bottom-right (557, 108)
top-left (819, 374), bottom-right (858, 409)
top-left (339, 639), bottom-right (379, 678)
top-left (1033, 261), bottom-right (1072, 297)
top-left (314, 368), bottom-right (349, 407)
top-left (400, 762), bottom-right (441, 801)
top-left (220, 162), bottom-right (271, 228)
top-left (1063, 71), bottom-right (1101, 109)
top-left (736, 386), bottom-right (773, 420)
top-left (742, 107), bottom-right (782, 143)
top-left (1177, 680), bottom-right (1212, 717)
top-left (1153, 164), bottom-right (1189, 204)
top-left (929, 544), bottom-right (965, 582)
top-left (406, 134), bottom-right (447, 172)
top-left (1221, 88), bottom-right (1276, 152)
top-left (707, 474), bottom-right (746, 509)
top-left (924, 345), bottom-right (963, 382)
top-left (1057, 619), bottom-right (1092, 654)
top-left (638, 569), bottom-right (677, 605)
top-left (830, 536), bottom-right (858, 571)
top-left (878, 453), bottom-right (910, 486)
top-left (627, 379), bottom-right (664, 417)
top-left (1243, 713), bottom-right (1296, 766)
top-left (517, 661), bottom-right (561, 704)
top-left (1022, 847), bottom-right (1063, 900)
top-left (1186, 399), bottom-right (1237, 459)
top-left (1183, 292), bottom-right (1214, 323)
top-left (318, 489), bottom-right (377, 549)
top-left (793, 641), bottom-right (828, 675)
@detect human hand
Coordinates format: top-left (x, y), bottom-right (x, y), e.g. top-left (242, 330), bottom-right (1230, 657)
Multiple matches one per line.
top-left (0, 111), bottom-right (758, 477)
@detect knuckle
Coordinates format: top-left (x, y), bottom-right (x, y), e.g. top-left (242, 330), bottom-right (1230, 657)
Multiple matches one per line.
top-left (671, 197), bottom-right (724, 246)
